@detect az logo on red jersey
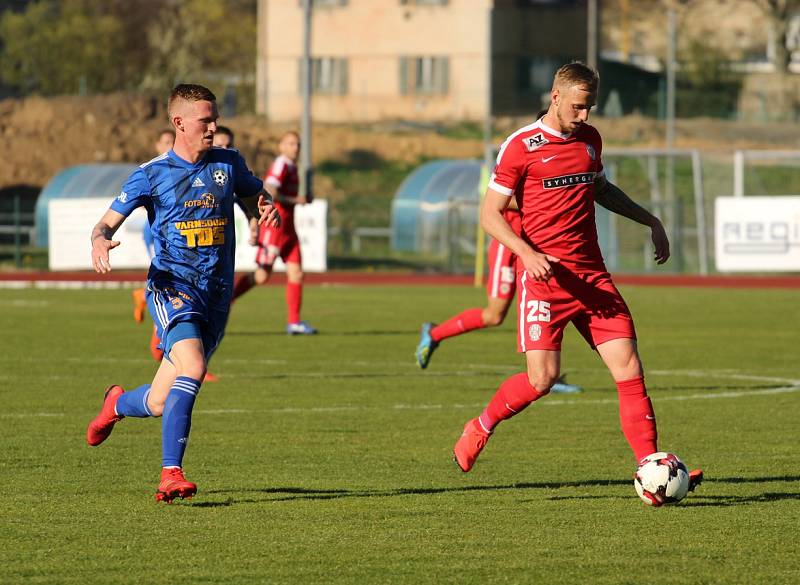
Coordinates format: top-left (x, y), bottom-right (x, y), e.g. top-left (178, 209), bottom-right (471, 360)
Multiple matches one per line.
top-left (521, 133), bottom-right (549, 152)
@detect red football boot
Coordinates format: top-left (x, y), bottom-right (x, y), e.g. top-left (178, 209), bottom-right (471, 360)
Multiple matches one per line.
top-left (155, 467), bottom-right (197, 503)
top-left (453, 418), bottom-right (492, 472)
top-left (688, 468), bottom-right (704, 492)
top-left (203, 371), bottom-right (219, 383)
top-left (86, 385), bottom-right (125, 446)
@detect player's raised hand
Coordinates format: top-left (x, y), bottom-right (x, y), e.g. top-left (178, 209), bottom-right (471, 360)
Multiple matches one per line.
top-left (257, 194), bottom-right (281, 228)
top-left (522, 251), bottom-right (560, 281)
top-left (91, 237), bottom-right (120, 274)
top-left (650, 219), bottom-right (670, 264)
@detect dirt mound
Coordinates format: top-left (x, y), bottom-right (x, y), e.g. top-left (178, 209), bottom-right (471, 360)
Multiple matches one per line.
top-left (0, 93), bottom-right (483, 193)
top-left (2, 93), bottom-right (800, 194)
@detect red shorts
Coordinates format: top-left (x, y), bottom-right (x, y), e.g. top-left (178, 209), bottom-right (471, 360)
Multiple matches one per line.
top-left (256, 223), bottom-right (302, 267)
top-left (486, 238), bottom-right (518, 300)
top-left (516, 266), bottom-right (636, 352)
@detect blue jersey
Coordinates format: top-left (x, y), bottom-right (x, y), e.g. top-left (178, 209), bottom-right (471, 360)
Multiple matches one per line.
top-left (111, 147), bottom-right (263, 297)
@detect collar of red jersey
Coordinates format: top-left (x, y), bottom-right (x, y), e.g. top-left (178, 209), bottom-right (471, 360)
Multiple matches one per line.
top-left (536, 118), bottom-right (572, 140)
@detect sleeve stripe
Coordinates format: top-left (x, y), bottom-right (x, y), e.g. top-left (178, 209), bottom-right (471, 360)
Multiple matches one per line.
top-left (488, 177), bottom-right (514, 196)
top-left (265, 176), bottom-right (281, 187)
top-left (494, 120), bottom-right (539, 167)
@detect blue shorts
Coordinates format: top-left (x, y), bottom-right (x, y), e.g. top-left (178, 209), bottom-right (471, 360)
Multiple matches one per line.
top-left (146, 279), bottom-right (229, 361)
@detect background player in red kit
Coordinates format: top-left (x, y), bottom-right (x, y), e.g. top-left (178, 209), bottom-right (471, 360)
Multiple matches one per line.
top-left (452, 62), bottom-right (701, 489)
top-left (232, 131), bottom-right (317, 335)
top-left (415, 112), bottom-right (582, 394)
top-left (415, 198), bottom-right (581, 393)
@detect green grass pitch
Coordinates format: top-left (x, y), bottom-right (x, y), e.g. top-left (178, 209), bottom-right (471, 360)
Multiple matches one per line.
top-left (1, 283), bottom-right (798, 584)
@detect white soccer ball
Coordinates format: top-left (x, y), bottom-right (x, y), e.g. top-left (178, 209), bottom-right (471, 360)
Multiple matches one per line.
top-left (634, 452), bottom-right (689, 506)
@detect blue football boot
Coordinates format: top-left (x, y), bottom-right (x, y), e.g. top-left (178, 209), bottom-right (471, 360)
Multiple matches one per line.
top-left (550, 375), bottom-right (583, 394)
top-left (415, 322), bottom-right (439, 369)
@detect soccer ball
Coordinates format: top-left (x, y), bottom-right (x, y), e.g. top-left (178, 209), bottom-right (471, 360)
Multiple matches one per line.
top-left (634, 452), bottom-right (689, 506)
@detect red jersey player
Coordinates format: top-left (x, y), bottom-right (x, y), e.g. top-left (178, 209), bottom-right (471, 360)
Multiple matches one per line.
top-left (415, 202), bottom-right (581, 393)
top-left (232, 131), bottom-right (317, 334)
top-left (415, 118), bottom-right (582, 394)
top-left (452, 62), bottom-right (702, 491)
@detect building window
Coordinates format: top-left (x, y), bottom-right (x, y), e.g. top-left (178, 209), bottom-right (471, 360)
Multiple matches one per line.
top-left (399, 56), bottom-right (449, 95)
top-left (299, 57), bottom-right (348, 95)
top-left (517, 56), bottom-right (562, 94)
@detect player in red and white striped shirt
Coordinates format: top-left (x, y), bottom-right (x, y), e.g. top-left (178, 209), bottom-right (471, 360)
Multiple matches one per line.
top-left (452, 62), bottom-right (702, 491)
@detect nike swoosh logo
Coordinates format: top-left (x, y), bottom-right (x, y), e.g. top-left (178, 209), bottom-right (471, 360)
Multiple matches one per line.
top-left (542, 155), bottom-right (558, 163)
top-left (645, 415), bottom-right (655, 420)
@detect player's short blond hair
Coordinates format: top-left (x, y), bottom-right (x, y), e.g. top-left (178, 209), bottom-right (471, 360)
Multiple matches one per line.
top-left (552, 62), bottom-right (599, 93)
top-left (279, 130), bottom-right (300, 143)
top-left (168, 84), bottom-right (217, 117)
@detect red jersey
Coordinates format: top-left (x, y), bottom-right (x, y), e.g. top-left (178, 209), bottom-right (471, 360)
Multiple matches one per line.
top-left (489, 119), bottom-right (605, 272)
top-left (264, 154), bottom-right (299, 231)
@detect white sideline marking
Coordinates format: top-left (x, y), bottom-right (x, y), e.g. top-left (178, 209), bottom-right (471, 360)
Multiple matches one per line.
top-left (0, 281), bottom-right (142, 290)
top-left (191, 384), bottom-right (800, 416)
top-left (8, 299), bottom-right (50, 307)
top-left (3, 370), bottom-right (798, 418)
top-left (0, 412), bottom-right (65, 418)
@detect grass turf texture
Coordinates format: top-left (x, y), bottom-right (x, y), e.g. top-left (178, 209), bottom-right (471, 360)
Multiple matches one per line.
top-left (1, 284), bottom-right (798, 585)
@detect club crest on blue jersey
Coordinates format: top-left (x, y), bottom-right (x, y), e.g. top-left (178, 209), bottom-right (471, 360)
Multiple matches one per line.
top-left (212, 169), bottom-right (228, 187)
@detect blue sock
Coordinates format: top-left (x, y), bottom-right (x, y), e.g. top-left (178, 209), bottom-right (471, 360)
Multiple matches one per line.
top-left (115, 384), bottom-right (153, 418)
top-left (162, 376), bottom-right (201, 468)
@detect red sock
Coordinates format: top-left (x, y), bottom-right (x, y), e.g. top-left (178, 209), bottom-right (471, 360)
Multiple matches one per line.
top-left (478, 372), bottom-right (547, 432)
top-left (286, 282), bottom-right (302, 324)
top-left (232, 273), bottom-right (255, 301)
top-left (431, 308), bottom-right (484, 342)
top-left (617, 376), bottom-right (658, 462)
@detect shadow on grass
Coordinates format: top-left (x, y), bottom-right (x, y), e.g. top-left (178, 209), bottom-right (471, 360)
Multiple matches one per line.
top-left (679, 492), bottom-right (800, 507)
top-left (189, 475), bottom-right (800, 508)
top-left (190, 479), bottom-right (632, 508)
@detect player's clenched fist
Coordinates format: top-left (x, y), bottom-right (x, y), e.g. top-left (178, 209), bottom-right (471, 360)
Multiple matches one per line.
top-left (521, 250), bottom-right (560, 281)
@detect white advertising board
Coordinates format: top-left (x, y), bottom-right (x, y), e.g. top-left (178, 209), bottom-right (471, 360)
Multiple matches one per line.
top-left (715, 196), bottom-right (800, 272)
top-left (49, 198), bottom-right (327, 272)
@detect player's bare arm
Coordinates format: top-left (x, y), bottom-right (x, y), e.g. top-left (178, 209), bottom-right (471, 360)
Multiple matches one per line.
top-left (481, 188), bottom-right (559, 281)
top-left (594, 175), bottom-right (670, 264)
top-left (241, 190), bottom-right (281, 228)
top-left (90, 209), bottom-right (126, 274)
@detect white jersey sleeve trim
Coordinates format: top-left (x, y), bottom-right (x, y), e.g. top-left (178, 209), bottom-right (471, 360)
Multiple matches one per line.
top-left (140, 152), bottom-right (169, 169)
top-left (488, 177), bottom-right (514, 196)
top-left (265, 176), bottom-right (282, 188)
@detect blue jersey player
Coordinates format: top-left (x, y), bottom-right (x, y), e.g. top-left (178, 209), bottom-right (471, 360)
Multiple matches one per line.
top-left (86, 84), bottom-right (280, 503)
